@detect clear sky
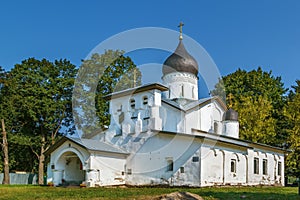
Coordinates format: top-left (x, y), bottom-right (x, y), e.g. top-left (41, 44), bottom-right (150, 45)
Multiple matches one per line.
top-left (0, 0), bottom-right (299, 92)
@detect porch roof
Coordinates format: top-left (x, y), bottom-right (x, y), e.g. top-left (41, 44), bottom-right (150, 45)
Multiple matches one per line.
top-left (45, 136), bottom-right (129, 156)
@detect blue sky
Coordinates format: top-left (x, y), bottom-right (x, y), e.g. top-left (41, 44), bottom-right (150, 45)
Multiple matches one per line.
top-left (0, 0), bottom-right (299, 93)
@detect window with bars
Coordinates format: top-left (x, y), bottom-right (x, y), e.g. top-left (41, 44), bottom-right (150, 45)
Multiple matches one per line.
top-left (192, 156), bottom-right (199, 162)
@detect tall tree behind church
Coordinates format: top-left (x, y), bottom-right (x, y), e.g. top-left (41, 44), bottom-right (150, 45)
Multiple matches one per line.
top-left (211, 67), bottom-right (287, 145)
top-left (3, 58), bottom-right (77, 184)
top-left (284, 80), bottom-right (300, 178)
top-left (75, 50), bottom-right (141, 137)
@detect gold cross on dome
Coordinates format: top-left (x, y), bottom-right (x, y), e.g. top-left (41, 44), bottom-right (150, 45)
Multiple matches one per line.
top-left (178, 22), bottom-right (184, 40)
top-left (228, 93), bottom-right (234, 108)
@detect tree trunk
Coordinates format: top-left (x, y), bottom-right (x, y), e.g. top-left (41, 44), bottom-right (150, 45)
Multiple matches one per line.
top-left (38, 134), bottom-right (45, 185)
top-left (1, 119), bottom-right (10, 184)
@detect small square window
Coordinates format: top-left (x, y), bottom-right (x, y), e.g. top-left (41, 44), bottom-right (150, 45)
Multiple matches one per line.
top-left (180, 167), bottom-right (184, 173)
top-left (192, 156), bottom-right (199, 162)
top-left (167, 160), bottom-right (173, 172)
top-left (127, 169), bottom-right (132, 175)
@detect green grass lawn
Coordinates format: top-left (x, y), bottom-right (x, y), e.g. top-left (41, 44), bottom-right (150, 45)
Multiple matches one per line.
top-left (0, 185), bottom-right (298, 200)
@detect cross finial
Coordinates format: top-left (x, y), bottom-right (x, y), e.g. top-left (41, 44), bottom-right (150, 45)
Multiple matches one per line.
top-left (178, 22), bottom-right (184, 40)
top-left (133, 68), bottom-right (136, 87)
top-left (228, 93), bottom-right (234, 108)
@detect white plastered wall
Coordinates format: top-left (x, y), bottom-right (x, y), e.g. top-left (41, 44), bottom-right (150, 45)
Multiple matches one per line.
top-left (124, 134), bottom-right (201, 186)
top-left (88, 152), bottom-right (127, 186)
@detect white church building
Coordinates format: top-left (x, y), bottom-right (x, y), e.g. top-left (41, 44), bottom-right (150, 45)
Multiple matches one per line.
top-left (46, 31), bottom-right (285, 187)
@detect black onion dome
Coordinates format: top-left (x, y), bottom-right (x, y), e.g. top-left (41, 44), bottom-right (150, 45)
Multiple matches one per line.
top-left (223, 108), bottom-right (238, 121)
top-left (163, 41), bottom-right (198, 76)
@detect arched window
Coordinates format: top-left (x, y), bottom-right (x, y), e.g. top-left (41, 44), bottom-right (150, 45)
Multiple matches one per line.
top-left (143, 96), bottom-right (148, 105)
top-left (214, 122), bottom-right (218, 134)
top-left (192, 86), bottom-right (194, 99)
top-left (278, 161), bottom-right (282, 176)
top-left (263, 159), bottom-right (268, 175)
top-left (230, 159), bottom-right (236, 173)
top-left (254, 157), bottom-right (259, 174)
top-left (130, 98), bottom-right (135, 109)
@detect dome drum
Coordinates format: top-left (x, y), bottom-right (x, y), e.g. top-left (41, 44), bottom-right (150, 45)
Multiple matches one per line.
top-left (223, 108), bottom-right (238, 121)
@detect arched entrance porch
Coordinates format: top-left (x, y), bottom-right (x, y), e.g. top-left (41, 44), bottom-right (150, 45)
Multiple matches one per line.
top-left (54, 151), bottom-right (85, 186)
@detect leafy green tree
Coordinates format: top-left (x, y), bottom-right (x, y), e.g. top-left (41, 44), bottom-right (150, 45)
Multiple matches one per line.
top-left (234, 95), bottom-right (276, 144)
top-left (74, 50), bottom-right (141, 137)
top-left (0, 66), bottom-right (38, 174)
top-left (95, 53), bottom-right (141, 127)
top-left (212, 67), bottom-right (286, 108)
top-left (3, 58), bottom-right (77, 184)
top-left (284, 80), bottom-right (300, 177)
top-left (212, 67), bottom-right (287, 145)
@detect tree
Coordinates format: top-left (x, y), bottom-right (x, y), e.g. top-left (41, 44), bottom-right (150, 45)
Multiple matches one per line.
top-left (212, 67), bottom-right (286, 108)
top-left (0, 66), bottom-right (37, 174)
top-left (233, 95), bottom-right (276, 144)
top-left (0, 67), bottom-right (11, 182)
top-left (1, 119), bottom-right (9, 185)
top-left (95, 53), bottom-right (142, 127)
top-left (284, 80), bottom-right (300, 177)
top-left (3, 58), bottom-right (77, 184)
top-left (211, 67), bottom-right (287, 145)
top-left (0, 66), bottom-right (29, 174)
top-left (74, 50), bottom-right (141, 137)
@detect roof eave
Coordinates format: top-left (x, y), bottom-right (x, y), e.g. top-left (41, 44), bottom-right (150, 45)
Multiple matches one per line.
top-left (104, 83), bottom-right (168, 100)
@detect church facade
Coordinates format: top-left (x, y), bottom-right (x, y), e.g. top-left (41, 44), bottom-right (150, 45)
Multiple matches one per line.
top-left (46, 33), bottom-right (285, 187)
